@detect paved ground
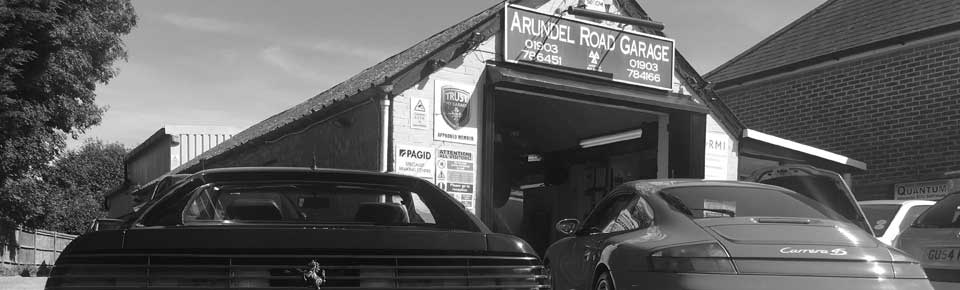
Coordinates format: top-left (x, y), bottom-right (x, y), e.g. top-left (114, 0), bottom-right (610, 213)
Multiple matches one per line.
top-left (0, 277), bottom-right (47, 290)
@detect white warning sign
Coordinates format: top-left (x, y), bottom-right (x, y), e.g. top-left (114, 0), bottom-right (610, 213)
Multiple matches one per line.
top-left (435, 148), bottom-right (476, 213)
top-left (394, 145), bottom-right (435, 182)
top-left (410, 96), bottom-right (430, 130)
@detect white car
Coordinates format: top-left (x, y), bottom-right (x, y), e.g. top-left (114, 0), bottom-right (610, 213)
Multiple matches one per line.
top-left (859, 199), bottom-right (935, 246)
top-left (896, 193), bottom-right (960, 290)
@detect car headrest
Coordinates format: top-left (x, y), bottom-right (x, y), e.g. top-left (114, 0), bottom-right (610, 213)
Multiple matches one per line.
top-left (226, 199), bottom-right (282, 221)
top-left (355, 202), bottom-right (409, 225)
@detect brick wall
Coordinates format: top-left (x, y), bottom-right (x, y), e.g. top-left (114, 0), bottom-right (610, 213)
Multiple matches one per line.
top-left (716, 36), bottom-right (960, 200)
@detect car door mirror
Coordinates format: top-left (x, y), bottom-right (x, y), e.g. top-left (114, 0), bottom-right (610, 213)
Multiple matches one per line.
top-left (89, 218), bottom-right (125, 232)
top-left (555, 218), bottom-right (580, 236)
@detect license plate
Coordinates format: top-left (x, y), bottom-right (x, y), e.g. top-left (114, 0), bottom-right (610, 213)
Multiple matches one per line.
top-left (926, 248), bottom-right (960, 263)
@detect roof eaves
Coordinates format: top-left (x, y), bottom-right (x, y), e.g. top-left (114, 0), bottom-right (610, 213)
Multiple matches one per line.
top-left (123, 128), bottom-right (168, 163)
top-left (704, 0), bottom-right (841, 81)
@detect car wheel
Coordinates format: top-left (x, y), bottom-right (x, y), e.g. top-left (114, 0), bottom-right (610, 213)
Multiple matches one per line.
top-left (595, 271), bottom-right (614, 290)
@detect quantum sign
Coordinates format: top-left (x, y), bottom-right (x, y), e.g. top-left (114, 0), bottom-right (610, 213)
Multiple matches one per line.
top-left (894, 179), bottom-right (960, 200)
top-left (503, 4), bottom-right (675, 90)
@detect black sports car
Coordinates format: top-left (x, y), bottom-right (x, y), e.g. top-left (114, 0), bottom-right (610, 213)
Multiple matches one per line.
top-left (544, 166), bottom-right (932, 290)
top-left (47, 167), bottom-right (548, 290)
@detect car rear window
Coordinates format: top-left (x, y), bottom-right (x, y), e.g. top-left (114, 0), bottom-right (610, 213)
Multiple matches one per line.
top-left (898, 204), bottom-right (930, 233)
top-left (860, 204), bottom-right (900, 237)
top-left (660, 186), bottom-right (847, 221)
top-left (914, 194), bottom-right (960, 228)
top-left (177, 182), bottom-right (475, 231)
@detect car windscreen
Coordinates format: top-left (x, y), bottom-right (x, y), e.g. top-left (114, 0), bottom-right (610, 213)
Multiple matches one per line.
top-left (914, 194), bottom-right (960, 228)
top-left (860, 204), bottom-right (901, 237)
top-left (180, 182), bottom-right (476, 231)
top-left (660, 186), bottom-right (848, 221)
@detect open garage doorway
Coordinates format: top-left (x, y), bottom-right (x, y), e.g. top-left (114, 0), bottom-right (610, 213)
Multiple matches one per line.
top-left (485, 89), bottom-right (668, 255)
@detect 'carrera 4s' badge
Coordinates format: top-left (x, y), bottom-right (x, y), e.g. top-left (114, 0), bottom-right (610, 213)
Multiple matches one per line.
top-left (779, 247), bottom-right (848, 256)
top-left (440, 86), bottom-right (471, 130)
top-left (300, 260), bottom-right (326, 289)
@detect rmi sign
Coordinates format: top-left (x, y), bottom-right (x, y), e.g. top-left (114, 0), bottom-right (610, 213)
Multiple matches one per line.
top-left (503, 4), bottom-right (675, 90)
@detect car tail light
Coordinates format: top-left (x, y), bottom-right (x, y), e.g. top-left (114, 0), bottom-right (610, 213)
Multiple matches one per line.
top-left (887, 247), bottom-right (927, 279)
top-left (650, 242), bottom-right (736, 274)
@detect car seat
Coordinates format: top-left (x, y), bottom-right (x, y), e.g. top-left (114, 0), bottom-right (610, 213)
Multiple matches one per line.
top-left (354, 202), bottom-right (410, 225)
top-left (226, 199), bottom-right (283, 221)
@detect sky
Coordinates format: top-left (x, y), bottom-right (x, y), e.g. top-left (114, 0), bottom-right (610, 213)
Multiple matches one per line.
top-left (67, 0), bottom-right (827, 150)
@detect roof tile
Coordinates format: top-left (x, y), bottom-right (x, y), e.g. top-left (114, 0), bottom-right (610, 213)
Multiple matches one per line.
top-left (706, 0), bottom-right (960, 84)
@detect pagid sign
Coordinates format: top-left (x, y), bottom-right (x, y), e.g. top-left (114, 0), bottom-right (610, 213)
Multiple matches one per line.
top-left (503, 4), bottom-right (675, 90)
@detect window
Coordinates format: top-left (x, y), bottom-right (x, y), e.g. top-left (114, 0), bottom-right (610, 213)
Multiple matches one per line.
top-left (601, 196), bottom-right (654, 233)
top-left (180, 183), bottom-right (439, 226)
top-left (138, 179), bottom-right (202, 227)
top-left (898, 205), bottom-right (931, 233)
top-left (581, 193), bottom-right (650, 234)
top-left (660, 186), bottom-right (847, 221)
top-left (860, 204), bottom-right (901, 237)
top-left (914, 194), bottom-right (960, 228)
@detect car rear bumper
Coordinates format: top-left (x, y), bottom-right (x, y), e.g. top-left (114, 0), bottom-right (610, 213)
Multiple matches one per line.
top-left (616, 272), bottom-right (933, 290)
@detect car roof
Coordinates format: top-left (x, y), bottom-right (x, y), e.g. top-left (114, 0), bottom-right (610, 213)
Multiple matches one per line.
top-left (191, 167), bottom-right (428, 184)
top-left (858, 199), bottom-right (937, 206)
top-left (621, 179), bottom-right (794, 195)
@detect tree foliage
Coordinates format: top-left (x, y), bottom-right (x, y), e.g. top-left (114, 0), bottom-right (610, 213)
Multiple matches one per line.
top-left (41, 139), bottom-right (126, 234)
top-left (0, 139), bottom-right (126, 234)
top-left (0, 0), bottom-right (137, 186)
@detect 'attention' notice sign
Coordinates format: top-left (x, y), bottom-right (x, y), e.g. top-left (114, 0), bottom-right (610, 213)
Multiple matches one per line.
top-left (503, 4), bottom-right (675, 90)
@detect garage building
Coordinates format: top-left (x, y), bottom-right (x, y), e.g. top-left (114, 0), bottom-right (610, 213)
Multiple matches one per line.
top-left (107, 0), bottom-right (865, 254)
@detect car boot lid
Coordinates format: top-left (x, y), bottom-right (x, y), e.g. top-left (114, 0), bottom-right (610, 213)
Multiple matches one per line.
top-left (748, 165), bottom-right (873, 235)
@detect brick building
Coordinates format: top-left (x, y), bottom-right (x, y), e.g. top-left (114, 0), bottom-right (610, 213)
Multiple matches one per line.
top-left (112, 0), bottom-right (867, 253)
top-left (706, 0), bottom-right (960, 200)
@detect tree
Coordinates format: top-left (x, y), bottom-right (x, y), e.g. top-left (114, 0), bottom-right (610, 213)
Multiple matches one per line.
top-left (0, 139), bottom-right (126, 234)
top-left (0, 0), bottom-right (137, 187)
top-left (41, 139), bottom-right (126, 234)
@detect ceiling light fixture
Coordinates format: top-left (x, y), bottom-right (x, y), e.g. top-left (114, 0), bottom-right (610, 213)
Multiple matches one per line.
top-left (579, 128), bottom-right (644, 148)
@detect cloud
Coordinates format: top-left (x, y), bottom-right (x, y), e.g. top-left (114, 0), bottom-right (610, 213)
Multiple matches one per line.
top-left (161, 13), bottom-right (245, 34)
top-left (260, 46), bottom-right (334, 82)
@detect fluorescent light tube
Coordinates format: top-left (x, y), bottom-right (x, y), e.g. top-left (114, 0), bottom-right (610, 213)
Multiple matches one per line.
top-left (579, 128), bottom-right (644, 148)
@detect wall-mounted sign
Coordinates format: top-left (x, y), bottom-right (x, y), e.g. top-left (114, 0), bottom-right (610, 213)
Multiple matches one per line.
top-left (503, 4), bottom-right (675, 90)
top-left (894, 179), bottom-right (960, 200)
top-left (433, 80), bottom-right (477, 144)
top-left (704, 116), bottom-right (737, 180)
top-left (410, 96), bottom-right (430, 130)
top-left (394, 145), bottom-right (435, 183)
top-left (436, 148), bottom-right (476, 213)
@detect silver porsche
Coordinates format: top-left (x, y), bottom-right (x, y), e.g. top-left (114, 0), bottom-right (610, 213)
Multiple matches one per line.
top-left (544, 165), bottom-right (933, 290)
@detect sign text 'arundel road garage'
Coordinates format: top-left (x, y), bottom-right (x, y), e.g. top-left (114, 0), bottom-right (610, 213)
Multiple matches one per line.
top-left (503, 5), bottom-right (675, 90)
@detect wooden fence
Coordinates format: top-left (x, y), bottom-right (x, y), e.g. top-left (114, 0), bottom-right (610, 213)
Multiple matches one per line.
top-left (1, 225), bottom-right (77, 266)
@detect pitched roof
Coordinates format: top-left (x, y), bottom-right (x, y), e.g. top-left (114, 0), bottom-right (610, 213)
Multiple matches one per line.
top-left (159, 0), bottom-right (743, 177)
top-left (705, 0), bottom-right (960, 85)
top-left (169, 3), bottom-right (505, 174)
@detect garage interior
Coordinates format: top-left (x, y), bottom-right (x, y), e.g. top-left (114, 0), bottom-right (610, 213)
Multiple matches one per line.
top-left (487, 90), bottom-right (663, 254)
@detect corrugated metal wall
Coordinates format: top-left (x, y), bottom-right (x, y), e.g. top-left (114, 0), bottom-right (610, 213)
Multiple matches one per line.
top-left (170, 133), bottom-right (235, 170)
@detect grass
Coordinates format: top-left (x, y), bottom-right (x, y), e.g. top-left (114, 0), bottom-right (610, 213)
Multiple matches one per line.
top-left (0, 277), bottom-right (47, 290)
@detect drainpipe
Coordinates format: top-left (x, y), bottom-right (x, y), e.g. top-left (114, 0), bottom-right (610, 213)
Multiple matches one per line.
top-left (379, 85), bottom-right (394, 173)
